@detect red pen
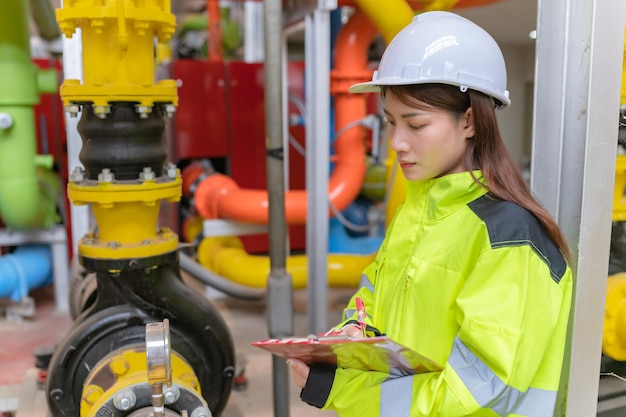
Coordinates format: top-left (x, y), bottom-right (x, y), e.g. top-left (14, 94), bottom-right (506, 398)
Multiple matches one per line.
top-left (356, 297), bottom-right (367, 338)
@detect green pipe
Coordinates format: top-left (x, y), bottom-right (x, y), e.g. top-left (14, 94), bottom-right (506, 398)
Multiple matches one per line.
top-left (0, 0), bottom-right (59, 230)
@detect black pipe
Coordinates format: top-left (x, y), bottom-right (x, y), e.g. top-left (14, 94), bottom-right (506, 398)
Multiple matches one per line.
top-left (77, 103), bottom-right (168, 180)
top-left (46, 252), bottom-right (235, 417)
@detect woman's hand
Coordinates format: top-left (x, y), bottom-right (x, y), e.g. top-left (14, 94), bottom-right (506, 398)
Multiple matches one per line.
top-left (286, 358), bottom-right (310, 388)
top-left (338, 324), bottom-right (366, 339)
top-left (287, 324), bottom-right (365, 388)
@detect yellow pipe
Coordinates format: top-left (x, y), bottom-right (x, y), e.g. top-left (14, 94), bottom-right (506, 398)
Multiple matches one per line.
top-left (352, 0), bottom-right (413, 44)
top-left (197, 236), bottom-right (375, 288)
top-left (603, 273), bottom-right (626, 361)
top-left (68, 171), bottom-right (181, 260)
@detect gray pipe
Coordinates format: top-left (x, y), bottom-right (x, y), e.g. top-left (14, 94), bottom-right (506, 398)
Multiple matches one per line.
top-left (179, 252), bottom-right (265, 301)
top-left (29, 0), bottom-right (62, 41)
top-left (263, 0), bottom-right (293, 415)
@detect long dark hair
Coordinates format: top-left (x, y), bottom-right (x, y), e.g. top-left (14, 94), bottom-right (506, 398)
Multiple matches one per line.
top-left (381, 84), bottom-right (571, 264)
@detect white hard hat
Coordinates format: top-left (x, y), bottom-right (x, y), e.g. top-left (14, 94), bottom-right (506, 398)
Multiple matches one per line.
top-left (350, 11), bottom-right (511, 108)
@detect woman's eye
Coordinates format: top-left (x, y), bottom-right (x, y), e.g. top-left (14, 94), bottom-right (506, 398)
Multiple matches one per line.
top-left (386, 120), bottom-right (395, 126)
top-left (409, 124), bottom-right (423, 130)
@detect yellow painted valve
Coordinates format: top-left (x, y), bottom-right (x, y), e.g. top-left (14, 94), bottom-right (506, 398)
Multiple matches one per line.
top-left (56, 0), bottom-right (178, 113)
top-left (68, 166), bottom-right (182, 260)
top-left (80, 345), bottom-right (206, 417)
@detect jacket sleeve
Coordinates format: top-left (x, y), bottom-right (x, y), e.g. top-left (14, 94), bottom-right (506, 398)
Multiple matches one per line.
top-left (302, 245), bottom-right (572, 417)
top-left (334, 259), bottom-right (377, 330)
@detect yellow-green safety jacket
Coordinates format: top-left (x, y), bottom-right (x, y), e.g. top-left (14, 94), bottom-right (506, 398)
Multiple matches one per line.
top-left (301, 171), bottom-right (573, 417)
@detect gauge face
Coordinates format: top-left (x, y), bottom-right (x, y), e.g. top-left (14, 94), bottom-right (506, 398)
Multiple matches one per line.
top-left (146, 319), bottom-right (173, 387)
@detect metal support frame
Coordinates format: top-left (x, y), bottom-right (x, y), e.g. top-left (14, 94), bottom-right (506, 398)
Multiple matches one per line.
top-left (264, 1), bottom-right (293, 416)
top-left (61, 24), bottom-right (90, 255)
top-left (304, 2), bottom-right (335, 336)
top-left (530, 0), bottom-right (626, 415)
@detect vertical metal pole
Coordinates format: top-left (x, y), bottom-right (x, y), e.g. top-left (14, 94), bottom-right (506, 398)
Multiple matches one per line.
top-left (60, 1), bottom-right (90, 254)
top-left (530, 1), bottom-right (626, 415)
top-left (305, 2), bottom-right (333, 336)
top-left (243, 1), bottom-right (264, 63)
top-left (263, 1), bottom-right (293, 416)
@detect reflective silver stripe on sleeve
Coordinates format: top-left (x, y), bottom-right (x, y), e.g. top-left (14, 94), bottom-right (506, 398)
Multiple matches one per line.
top-left (359, 273), bottom-right (375, 293)
top-left (511, 387), bottom-right (557, 417)
top-left (380, 375), bottom-right (413, 417)
top-left (449, 337), bottom-right (556, 417)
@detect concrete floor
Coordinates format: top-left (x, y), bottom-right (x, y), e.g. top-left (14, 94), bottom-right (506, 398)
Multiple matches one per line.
top-left (0, 273), bottom-right (353, 417)
top-left (216, 285), bottom-right (348, 417)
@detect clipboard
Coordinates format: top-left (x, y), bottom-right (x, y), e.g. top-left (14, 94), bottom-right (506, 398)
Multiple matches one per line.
top-left (251, 335), bottom-right (442, 376)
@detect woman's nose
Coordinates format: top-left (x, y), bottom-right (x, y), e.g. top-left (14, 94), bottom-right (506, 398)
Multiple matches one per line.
top-left (389, 131), bottom-right (409, 153)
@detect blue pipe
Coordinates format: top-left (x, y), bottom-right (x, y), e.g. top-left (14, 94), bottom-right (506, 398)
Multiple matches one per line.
top-left (328, 217), bottom-right (383, 255)
top-left (0, 244), bottom-right (52, 301)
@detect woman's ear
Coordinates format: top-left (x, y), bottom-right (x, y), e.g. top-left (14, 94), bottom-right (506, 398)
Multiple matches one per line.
top-left (463, 107), bottom-right (475, 138)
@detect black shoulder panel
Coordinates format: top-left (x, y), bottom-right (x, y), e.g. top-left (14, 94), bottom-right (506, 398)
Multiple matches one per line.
top-left (468, 195), bottom-right (567, 283)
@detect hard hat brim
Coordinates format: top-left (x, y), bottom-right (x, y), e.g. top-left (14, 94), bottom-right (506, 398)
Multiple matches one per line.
top-left (348, 81), bottom-right (382, 94)
top-left (349, 78), bottom-right (511, 109)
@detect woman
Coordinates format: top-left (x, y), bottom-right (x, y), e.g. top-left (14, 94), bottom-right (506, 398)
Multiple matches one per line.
top-left (287, 11), bottom-right (573, 417)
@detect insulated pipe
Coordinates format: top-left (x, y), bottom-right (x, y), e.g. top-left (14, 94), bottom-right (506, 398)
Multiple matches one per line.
top-left (0, 0), bottom-right (59, 230)
top-left (0, 245), bottom-right (53, 301)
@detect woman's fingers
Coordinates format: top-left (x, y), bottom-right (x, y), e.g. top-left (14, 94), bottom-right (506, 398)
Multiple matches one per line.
top-left (340, 324), bottom-right (365, 339)
top-left (286, 358), bottom-right (310, 388)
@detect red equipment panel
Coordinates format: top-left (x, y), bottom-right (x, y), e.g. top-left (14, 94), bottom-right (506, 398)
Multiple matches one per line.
top-left (227, 61), bottom-right (306, 253)
top-left (171, 60), bottom-right (229, 160)
top-left (171, 60), bottom-right (307, 254)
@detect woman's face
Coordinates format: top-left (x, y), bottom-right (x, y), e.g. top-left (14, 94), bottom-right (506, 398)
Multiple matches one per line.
top-left (384, 93), bottom-right (475, 182)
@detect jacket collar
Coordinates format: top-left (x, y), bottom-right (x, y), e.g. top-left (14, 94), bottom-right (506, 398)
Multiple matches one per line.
top-left (403, 171), bottom-right (488, 221)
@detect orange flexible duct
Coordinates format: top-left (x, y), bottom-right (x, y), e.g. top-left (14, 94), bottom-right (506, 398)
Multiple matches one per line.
top-left (189, 10), bottom-right (379, 225)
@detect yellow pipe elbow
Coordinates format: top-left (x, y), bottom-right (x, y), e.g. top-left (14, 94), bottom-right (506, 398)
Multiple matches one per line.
top-left (353, 0), bottom-right (414, 43)
top-left (197, 236), bottom-right (375, 288)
